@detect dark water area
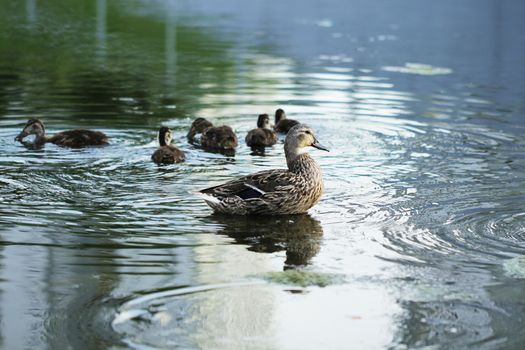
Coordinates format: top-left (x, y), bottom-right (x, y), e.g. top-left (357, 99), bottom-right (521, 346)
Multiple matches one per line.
top-left (1, 0), bottom-right (525, 349)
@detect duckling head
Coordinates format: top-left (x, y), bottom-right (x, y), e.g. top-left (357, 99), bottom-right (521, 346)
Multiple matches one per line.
top-left (257, 114), bottom-right (271, 129)
top-left (274, 108), bottom-right (286, 124)
top-left (158, 126), bottom-right (173, 146)
top-left (187, 118), bottom-right (213, 141)
top-left (15, 118), bottom-right (45, 142)
top-left (284, 124), bottom-right (329, 159)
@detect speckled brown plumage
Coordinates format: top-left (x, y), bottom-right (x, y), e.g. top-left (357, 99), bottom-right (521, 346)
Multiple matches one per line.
top-left (187, 118), bottom-right (213, 144)
top-left (15, 119), bottom-right (108, 147)
top-left (187, 118), bottom-right (238, 151)
top-left (274, 108), bottom-right (300, 134)
top-left (151, 145), bottom-right (185, 164)
top-left (199, 124), bottom-right (329, 215)
top-left (201, 125), bottom-right (238, 150)
top-left (151, 126), bottom-right (185, 164)
top-left (245, 114), bottom-right (278, 149)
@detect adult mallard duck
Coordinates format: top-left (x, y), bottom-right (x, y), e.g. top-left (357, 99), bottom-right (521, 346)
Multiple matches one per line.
top-left (198, 124), bottom-right (329, 215)
top-left (151, 126), bottom-right (185, 164)
top-left (15, 118), bottom-right (108, 147)
top-left (245, 113), bottom-right (278, 151)
top-left (187, 118), bottom-right (238, 151)
top-left (274, 108), bottom-right (300, 134)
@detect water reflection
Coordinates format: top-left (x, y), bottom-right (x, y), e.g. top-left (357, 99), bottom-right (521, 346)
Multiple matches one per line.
top-left (95, 0), bottom-right (107, 64)
top-left (112, 215), bottom-right (323, 349)
top-left (164, 4), bottom-right (177, 92)
top-left (26, 0), bottom-right (36, 25)
top-left (207, 214), bottom-right (323, 268)
top-left (1, 0), bottom-right (525, 348)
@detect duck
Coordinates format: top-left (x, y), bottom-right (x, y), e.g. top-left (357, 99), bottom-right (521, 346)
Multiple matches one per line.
top-left (197, 124), bottom-right (329, 215)
top-left (186, 118), bottom-right (213, 144)
top-left (151, 126), bottom-right (185, 164)
top-left (15, 118), bottom-right (108, 147)
top-left (245, 113), bottom-right (278, 151)
top-left (187, 118), bottom-right (238, 151)
top-left (274, 108), bottom-right (300, 134)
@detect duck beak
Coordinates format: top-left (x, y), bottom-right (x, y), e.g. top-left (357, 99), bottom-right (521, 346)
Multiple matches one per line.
top-left (15, 131), bottom-right (28, 142)
top-left (312, 139), bottom-right (329, 152)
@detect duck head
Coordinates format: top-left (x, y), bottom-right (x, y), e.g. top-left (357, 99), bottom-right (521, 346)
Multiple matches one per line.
top-left (158, 126), bottom-right (173, 146)
top-left (274, 108), bottom-right (286, 124)
top-left (187, 118), bottom-right (213, 141)
top-left (285, 124), bottom-right (329, 156)
top-left (15, 118), bottom-right (46, 142)
top-left (257, 114), bottom-right (271, 129)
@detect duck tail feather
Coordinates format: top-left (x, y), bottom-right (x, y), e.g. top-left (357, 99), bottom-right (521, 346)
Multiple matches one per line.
top-left (192, 191), bottom-right (222, 205)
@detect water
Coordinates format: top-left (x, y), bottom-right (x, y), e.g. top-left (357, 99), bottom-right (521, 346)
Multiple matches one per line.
top-left (1, 0), bottom-right (525, 348)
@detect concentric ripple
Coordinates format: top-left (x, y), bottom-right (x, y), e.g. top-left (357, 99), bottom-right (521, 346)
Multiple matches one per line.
top-left (1, 0), bottom-right (525, 349)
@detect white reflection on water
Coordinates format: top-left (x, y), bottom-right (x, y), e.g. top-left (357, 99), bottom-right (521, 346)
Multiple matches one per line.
top-left (26, 0), bottom-right (36, 25)
top-left (165, 2), bottom-right (177, 92)
top-left (2, 0), bottom-right (525, 348)
top-left (96, 0), bottom-right (107, 63)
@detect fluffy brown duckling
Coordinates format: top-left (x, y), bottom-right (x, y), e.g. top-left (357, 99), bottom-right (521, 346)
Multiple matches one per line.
top-left (15, 118), bottom-right (108, 147)
top-left (186, 118), bottom-right (213, 144)
top-left (151, 126), bottom-right (185, 164)
top-left (245, 114), bottom-right (278, 151)
top-left (273, 108), bottom-right (300, 134)
top-left (187, 118), bottom-right (238, 151)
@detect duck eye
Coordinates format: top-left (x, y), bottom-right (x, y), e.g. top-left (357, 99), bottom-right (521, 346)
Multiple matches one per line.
top-left (305, 130), bottom-right (311, 135)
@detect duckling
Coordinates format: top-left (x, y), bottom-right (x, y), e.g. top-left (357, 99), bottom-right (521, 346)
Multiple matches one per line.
top-left (198, 124), bottom-right (329, 215)
top-left (151, 126), bottom-right (185, 164)
top-left (15, 118), bottom-right (108, 147)
top-left (273, 108), bottom-right (300, 134)
top-left (187, 118), bottom-right (238, 151)
top-left (245, 114), bottom-right (278, 151)
top-left (201, 125), bottom-right (238, 150)
top-left (186, 118), bottom-right (213, 144)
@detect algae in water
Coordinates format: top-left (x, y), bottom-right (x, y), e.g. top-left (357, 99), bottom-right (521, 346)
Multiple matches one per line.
top-left (261, 270), bottom-right (344, 287)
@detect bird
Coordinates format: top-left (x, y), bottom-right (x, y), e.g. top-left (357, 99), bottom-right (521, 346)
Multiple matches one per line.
top-left (245, 113), bottom-right (278, 152)
top-left (151, 126), bottom-right (185, 164)
top-left (14, 118), bottom-right (108, 147)
top-left (187, 118), bottom-right (238, 151)
top-left (186, 118), bottom-right (213, 144)
top-left (273, 108), bottom-right (300, 134)
top-left (197, 124), bottom-right (329, 215)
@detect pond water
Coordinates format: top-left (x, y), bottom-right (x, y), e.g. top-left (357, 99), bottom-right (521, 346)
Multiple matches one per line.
top-left (1, 0), bottom-right (525, 349)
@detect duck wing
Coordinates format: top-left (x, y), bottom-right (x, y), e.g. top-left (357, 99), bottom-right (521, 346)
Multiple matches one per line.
top-left (200, 169), bottom-right (293, 200)
top-left (263, 129), bottom-right (278, 145)
top-left (274, 119), bottom-right (300, 133)
top-left (151, 146), bottom-right (185, 164)
top-left (245, 128), bottom-right (265, 147)
top-left (246, 129), bottom-right (278, 147)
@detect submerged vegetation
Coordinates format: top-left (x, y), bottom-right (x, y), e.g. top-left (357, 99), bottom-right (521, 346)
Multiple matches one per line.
top-left (1, 0), bottom-right (525, 349)
top-left (260, 270), bottom-right (345, 287)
